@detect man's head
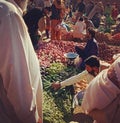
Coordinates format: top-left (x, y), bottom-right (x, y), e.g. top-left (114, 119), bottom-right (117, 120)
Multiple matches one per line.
top-left (79, 17), bottom-right (84, 22)
top-left (14, 0), bottom-right (28, 12)
top-left (85, 55), bottom-right (100, 76)
top-left (87, 27), bottom-right (95, 38)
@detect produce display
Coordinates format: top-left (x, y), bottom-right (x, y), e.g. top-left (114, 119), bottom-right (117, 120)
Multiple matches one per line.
top-left (110, 33), bottom-right (120, 45)
top-left (112, 33), bottom-right (120, 40)
top-left (35, 35), bottom-right (120, 123)
top-left (94, 31), bottom-right (120, 61)
top-left (35, 40), bottom-right (86, 122)
top-left (36, 38), bottom-right (120, 67)
top-left (36, 40), bottom-right (85, 68)
top-left (95, 31), bottom-right (120, 45)
top-left (41, 62), bottom-right (79, 123)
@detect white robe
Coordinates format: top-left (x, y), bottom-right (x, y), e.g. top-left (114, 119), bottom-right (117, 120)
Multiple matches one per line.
top-left (0, 0), bottom-right (43, 123)
top-left (61, 70), bottom-right (94, 87)
top-left (73, 21), bottom-right (86, 39)
top-left (82, 57), bottom-right (120, 123)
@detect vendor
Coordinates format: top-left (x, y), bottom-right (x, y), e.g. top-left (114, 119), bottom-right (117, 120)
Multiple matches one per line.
top-left (75, 28), bottom-right (98, 70)
top-left (73, 17), bottom-right (86, 40)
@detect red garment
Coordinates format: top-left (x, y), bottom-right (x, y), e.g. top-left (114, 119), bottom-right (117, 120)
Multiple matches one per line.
top-left (51, 19), bottom-right (61, 40)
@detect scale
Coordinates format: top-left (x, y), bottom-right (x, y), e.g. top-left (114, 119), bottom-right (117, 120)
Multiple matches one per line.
top-left (64, 52), bottom-right (78, 65)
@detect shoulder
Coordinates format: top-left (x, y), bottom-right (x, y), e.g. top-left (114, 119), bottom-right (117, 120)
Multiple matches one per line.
top-left (93, 39), bottom-right (98, 43)
top-left (0, 1), bottom-right (18, 18)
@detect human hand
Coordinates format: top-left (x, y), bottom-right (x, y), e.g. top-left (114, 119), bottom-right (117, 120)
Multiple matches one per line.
top-left (51, 82), bottom-right (61, 90)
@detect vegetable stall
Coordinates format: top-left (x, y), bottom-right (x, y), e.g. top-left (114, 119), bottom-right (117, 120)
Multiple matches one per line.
top-left (35, 35), bottom-right (120, 123)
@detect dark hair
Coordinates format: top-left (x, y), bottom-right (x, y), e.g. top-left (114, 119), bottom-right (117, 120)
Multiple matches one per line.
top-left (85, 55), bottom-right (100, 68)
top-left (79, 17), bottom-right (83, 21)
top-left (87, 28), bottom-right (95, 38)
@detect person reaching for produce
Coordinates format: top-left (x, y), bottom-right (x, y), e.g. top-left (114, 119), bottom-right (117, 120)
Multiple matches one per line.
top-left (52, 55), bottom-right (100, 89)
top-left (75, 27), bottom-right (98, 70)
top-left (82, 56), bottom-right (120, 123)
top-left (51, 56), bottom-right (100, 109)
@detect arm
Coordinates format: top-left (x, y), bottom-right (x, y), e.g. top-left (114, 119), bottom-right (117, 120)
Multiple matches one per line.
top-left (52, 70), bottom-right (88, 90)
top-left (61, 70), bottom-right (88, 87)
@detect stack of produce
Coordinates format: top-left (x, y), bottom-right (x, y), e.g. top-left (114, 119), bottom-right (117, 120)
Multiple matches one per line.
top-left (110, 33), bottom-right (120, 45)
top-left (94, 31), bottom-right (120, 62)
top-left (36, 40), bottom-right (85, 68)
top-left (36, 38), bottom-right (120, 123)
top-left (42, 62), bottom-right (79, 123)
top-left (95, 31), bottom-right (120, 45)
top-left (95, 31), bottom-right (108, 43)
top-left (98, 42), bottom-right (113, 61)
top-left (61, 32), bottom-right (74, 41)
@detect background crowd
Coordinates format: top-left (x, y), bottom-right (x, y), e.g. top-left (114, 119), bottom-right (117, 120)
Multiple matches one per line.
top-left (24, 0), bottom-right (120, 49)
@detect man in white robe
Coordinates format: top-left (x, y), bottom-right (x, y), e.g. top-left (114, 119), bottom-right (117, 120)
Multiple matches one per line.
top-left (0, 0), bottom-right (43, 123)
top-left (82, 57), bottom-right (120, 123)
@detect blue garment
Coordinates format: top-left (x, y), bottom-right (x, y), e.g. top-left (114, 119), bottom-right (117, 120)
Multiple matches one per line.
top-left (50, 4), bottom-right (61, 20)
top-left (77, 2), bottom-right (85, 13)
top-left (75, 38), bottom-right (98, 70)
top-left (84, 38), bottom-right (98, 58)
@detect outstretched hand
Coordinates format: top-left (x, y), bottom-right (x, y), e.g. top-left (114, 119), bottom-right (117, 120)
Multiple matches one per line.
top-left (51, 82), bottom-right (61, 90)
